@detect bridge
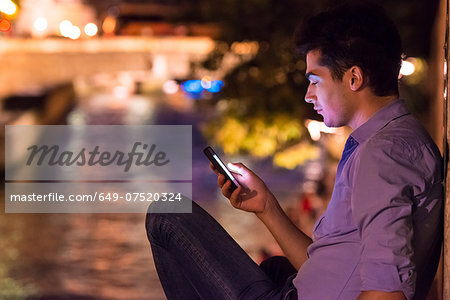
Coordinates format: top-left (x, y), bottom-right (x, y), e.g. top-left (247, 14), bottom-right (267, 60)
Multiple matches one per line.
top-left (0, 36), bottom-right (216, 98)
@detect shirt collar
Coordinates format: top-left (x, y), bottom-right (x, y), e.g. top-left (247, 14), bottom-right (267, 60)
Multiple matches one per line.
top-left (350, 99), bottom-right (410, 144)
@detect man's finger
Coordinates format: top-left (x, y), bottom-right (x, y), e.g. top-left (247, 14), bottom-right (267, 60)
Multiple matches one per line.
top-left (210, 162), bottom-right (220, 175)
top-left (227, 162), bottom-right (254, 179)
top-left (229, 185), bottom-right (242, 207)
top-left (221, 180), bottom-right (232, 198)
top-left (217, 174), bottom-right (226, 187)
top-left (227, 163), bottom-right (243, 175)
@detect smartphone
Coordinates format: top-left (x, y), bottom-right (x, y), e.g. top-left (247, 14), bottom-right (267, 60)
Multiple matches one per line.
top-left (203, 146), bottom-right (240, 191)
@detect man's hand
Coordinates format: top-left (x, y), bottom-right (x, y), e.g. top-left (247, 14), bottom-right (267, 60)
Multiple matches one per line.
top-left (211, 162), bottom-right (275, 214)
top-left (210, 162), bottom-right (313, 269)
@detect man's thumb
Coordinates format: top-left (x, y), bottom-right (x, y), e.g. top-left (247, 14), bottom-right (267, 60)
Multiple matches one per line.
top-left (227, 162), bottom-right (249, 177)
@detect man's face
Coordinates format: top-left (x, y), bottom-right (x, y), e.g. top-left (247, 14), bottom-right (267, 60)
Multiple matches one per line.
top-left (304, 50), bottom-right (355, 128)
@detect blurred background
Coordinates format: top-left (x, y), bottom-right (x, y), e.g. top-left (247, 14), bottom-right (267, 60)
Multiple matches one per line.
top-left (0, 0), bottom-right (445, 299)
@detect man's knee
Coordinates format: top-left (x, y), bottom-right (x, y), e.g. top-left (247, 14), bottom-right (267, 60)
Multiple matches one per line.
top-left (145, 208), bottom-right (166, 245)
top-left (145, 200), bottom-right (199, 245)
top-left (146, 200), bottom-right (175, 245)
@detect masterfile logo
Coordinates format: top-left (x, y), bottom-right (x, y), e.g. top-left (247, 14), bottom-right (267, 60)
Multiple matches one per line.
top-left (5, 125), bottom-right (193, 213)
top-left (26, 142), bottom-right (170, 172)
top-left (6, 125), bottom-right (191, 181)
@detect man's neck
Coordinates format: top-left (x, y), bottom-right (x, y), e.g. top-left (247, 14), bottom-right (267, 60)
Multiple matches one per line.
top-left (348, 94), bottom-right (398, 130)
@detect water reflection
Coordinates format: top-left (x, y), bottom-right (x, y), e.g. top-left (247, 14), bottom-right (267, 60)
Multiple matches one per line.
top-left (1, 204), bottom-right (164, 299)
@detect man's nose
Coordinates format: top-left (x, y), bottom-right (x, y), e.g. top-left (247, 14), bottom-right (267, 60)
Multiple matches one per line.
top-left (304, 86), bottom-right (315, 103)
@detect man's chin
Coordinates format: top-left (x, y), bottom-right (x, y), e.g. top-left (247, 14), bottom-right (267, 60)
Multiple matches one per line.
top-left (323, 119), bottom-right (339, 128)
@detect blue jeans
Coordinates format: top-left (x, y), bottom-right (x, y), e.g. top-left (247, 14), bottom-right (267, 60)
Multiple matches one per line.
top-left (146, 200), bottom-right (298, 300)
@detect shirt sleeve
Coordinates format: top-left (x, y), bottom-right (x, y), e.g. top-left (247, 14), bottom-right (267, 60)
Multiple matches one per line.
top-left (351, 137), bottom-right (429, 299)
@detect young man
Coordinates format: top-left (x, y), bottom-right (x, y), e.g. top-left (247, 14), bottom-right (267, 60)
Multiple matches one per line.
top-left (146, 2), bottom-right (443, 299)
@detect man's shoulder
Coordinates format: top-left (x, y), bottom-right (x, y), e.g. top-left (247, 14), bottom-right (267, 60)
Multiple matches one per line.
top-left (366, 114), bottom-right (439, 155)
top-left (357, 114), bottom-right (442, 176)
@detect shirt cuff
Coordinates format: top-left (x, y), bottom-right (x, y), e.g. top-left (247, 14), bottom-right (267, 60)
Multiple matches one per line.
top-left (360, 262), bottom-right (415, 300)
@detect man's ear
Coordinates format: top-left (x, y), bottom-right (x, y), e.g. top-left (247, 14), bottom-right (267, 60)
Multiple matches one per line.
top-left (348, 66), bottom-right (364, 91)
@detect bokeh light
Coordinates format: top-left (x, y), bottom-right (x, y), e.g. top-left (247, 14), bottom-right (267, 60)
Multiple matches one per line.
top-left (201, 76), bottom-right (212, 89)
top-left (162, 80), bottom-right (179, 94)
top-left (84, 23), bottom-right (98, 37)
top-left (231, 41), bottom-right (259, 55)
top-left (69, 25), bottom-right (81, 40)
top-left (206, 80), bottom-right (223, 93)
top-left (0, 0), bottom-right (17, 15)
top-left (307, 120), bottom-right (322, 141)
top-left (113, 86), bottom-right (129, 99)
top-left (102, 16), bottom-right (116, 34)
top-left (33, 17), bottom-right (48, 32)
top-left (306, 120), bottom-right (340, 141)
top-left (0, 17), bottom-right (11, 31)
top-left (59, 20), bottom-right (73, 37)
top-left (181, 79), bottom-right (223, 94)
top-left (181, 80), bottom-right (203, 93)
top-left (400, 60), bottom-right (416, 76)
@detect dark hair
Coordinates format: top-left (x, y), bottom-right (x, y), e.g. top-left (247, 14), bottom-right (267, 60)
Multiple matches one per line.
top-left (295, 2), bottom-right (403, 96)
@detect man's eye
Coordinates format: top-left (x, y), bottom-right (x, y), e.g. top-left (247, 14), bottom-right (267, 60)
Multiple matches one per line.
top-left (311, 82), bottom-right (318, 85)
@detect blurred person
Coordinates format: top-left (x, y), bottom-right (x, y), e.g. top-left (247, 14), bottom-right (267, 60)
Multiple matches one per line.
top-left (146, 2), bottom-right (443, 299)
top-left (295, 182), bottom-right (323, 235)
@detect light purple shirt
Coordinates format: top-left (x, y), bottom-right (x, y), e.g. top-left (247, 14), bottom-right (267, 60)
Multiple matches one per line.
top-left (293, 100), bottom-right (443, 300)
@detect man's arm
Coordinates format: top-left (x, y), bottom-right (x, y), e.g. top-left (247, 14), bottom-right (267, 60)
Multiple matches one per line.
top-left (350, 137), bottom-right (438, 299)
top-left (254, 191), bottom-right (313, 269)
top-left (357, 291), bottom-right (406, 300)
top-left (213, 162), bottom-right (312, 269)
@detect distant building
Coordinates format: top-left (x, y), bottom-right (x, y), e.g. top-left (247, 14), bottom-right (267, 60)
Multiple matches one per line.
top-left (15, 0), bottom-right (97, 38)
